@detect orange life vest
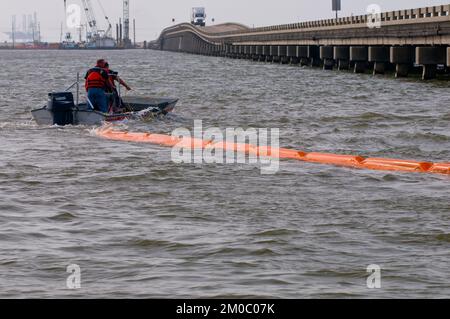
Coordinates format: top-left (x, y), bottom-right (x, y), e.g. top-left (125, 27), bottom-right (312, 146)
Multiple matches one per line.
top-left (85, 67), bottom-right (108, 91)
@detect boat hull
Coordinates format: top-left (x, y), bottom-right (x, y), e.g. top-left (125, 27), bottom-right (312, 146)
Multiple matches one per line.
top-left (32, 96), bottom-right (178, 126)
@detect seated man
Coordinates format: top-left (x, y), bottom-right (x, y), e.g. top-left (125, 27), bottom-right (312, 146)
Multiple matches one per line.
top-left (84, 59), bottom-right (112, 113)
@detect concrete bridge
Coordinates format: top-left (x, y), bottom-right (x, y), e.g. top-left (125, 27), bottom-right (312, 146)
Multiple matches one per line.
top-left (150, 4), bottom-right (450, 79)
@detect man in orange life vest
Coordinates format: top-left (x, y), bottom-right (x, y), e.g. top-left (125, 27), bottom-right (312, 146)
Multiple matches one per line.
top-left (84, 59), bottom-right (111, 113)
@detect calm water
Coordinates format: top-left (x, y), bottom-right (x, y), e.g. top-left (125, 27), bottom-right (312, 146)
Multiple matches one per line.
top-left (0, 50), bottom-right (449, 298)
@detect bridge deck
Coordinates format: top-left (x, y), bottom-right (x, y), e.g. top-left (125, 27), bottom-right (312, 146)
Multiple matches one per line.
top-left (149, 4), bottom-right (450, 79)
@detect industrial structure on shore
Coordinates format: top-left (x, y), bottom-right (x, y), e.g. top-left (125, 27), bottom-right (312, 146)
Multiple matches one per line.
top-left (61, 0), bottom-right (136, 49)
top-left (150, 4), bottom-right (450, 80)
top-left (2, 13), bottom-right (43, 49)
top-left (2, 0), bottom-right (137, 50)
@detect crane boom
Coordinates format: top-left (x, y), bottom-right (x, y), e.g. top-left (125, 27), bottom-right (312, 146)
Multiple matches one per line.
top-left (96, 0), bottom-right (112, 37)
top-left (81, 0), bottom-right (98, 36)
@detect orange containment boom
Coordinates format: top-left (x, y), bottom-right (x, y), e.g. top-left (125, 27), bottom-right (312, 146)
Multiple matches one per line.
top-left (94, 127), bottom-right (450, 176)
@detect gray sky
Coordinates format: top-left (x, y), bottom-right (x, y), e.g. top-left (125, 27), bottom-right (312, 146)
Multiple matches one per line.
top-left (0, 0), bottom-right (447, 42)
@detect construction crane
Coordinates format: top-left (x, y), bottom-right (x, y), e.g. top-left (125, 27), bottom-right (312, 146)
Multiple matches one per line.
top-left (62, 0), bottom-right (115, 48)
top-left (81, 0), bottom-right (98, 39)
top-left (96, 0), bottom-right (112, 37)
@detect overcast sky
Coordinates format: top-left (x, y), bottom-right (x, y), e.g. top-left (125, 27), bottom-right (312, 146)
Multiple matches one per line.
top-left (0, 0), bottom-right (447, 42)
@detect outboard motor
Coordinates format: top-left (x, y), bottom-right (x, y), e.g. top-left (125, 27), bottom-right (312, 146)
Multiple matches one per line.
top-left (47, 92), bottom-right (75, 125)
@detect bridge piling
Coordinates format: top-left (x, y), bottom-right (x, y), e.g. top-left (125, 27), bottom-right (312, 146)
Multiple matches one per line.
top-left (279, 46), bottom-right (289, 64)
top-left (247, 45), bottom-right (253, 60)
top-left (242, 45), bottom-right (249, 59)
top-left (262, 45), bottom-right (271, 62)
top-left (369, 46), bottom-right (390, 75)
top-left (350, 46), bottom-right (368, 74)
top-left (250, 45), bottom-right (258, 61)
top-left (334, 46), bottom-right (350, 70)
top-left (390, 46), bottom-right (415, 78)
top-left (416, 46), bottom-right (447, 80)
top-left (238, 45), bottom-right (244, 58)
top-left (238, 45), bottom-right (245, 59)
top-left (271, 46), bottom-right (280, 63)
top-left (234, 45), bottom-right (240, 59)
top-left (307, 46), bottom-right (320, 67)
top-left (297, 46), bottom-right (309, 66)
top-left (447, 47), bottom-right (450, 67)
top-left (320, 46), bottom-right (334, 70)
top-left (248, 45), bottom-right (254, 60)
top-left (287, 45), bottom-right (299, 65)
top-left (225, 44), bottom-right (231, 58)
top-left (228, 45), bottom-right (235, 58)
top-left (255, 45), bottom-right (263, 61)
top-left (264, 46), bottom-right (273, 62)
top-left (240, 45), bottom-right (246, 59)
top-left (258, 46), bottom-right (264, 61)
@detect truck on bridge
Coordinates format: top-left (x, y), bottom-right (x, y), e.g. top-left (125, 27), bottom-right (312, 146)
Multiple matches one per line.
top-left (191, 7), bottom-right (206, 27)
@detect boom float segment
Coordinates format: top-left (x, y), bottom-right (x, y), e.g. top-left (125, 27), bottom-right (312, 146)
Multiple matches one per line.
top-left (95, 127), bottom-right (450, 176)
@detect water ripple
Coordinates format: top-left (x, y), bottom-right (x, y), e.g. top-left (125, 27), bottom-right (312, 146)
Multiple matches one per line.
top-left (0, 50), bottom-right (449, 298)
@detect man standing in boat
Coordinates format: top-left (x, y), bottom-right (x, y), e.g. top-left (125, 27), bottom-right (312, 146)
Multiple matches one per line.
top-left (84, 59), bottom-right (112, 113)
top-left (104, 62), bottom-right (132, 112)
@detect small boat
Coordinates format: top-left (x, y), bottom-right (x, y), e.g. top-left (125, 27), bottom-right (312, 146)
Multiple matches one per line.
top-left (32, 93), bottom-right (178, 126)
top-left (31, 76), bottom-right (178, 126)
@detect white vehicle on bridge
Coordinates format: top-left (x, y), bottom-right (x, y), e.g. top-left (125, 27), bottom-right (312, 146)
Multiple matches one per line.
top-left (191, 7), bottom-right (206, 27)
